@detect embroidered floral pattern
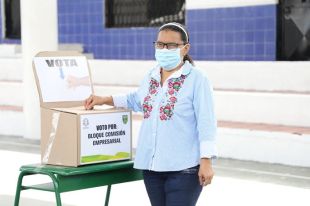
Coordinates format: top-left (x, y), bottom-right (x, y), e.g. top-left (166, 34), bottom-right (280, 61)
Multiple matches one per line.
top-left (142, 74), bottom-right (188, 120)
top-left (160, 74), bottom-right (187, 120)
top-left (142, 78), bottom-right (159, 119)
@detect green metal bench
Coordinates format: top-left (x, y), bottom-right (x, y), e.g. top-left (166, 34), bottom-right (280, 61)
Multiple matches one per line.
top-left (14, 160), bottom-right (143, 206)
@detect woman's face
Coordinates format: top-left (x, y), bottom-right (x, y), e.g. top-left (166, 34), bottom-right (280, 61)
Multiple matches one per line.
top-left (157, 30), bottom-right (190, 57)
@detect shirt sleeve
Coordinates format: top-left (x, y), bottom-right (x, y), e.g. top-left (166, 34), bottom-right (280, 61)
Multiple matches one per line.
top-left (193, 73), bottom-right (218, 159)
top-left (112, 73), bottom-right (149, 112)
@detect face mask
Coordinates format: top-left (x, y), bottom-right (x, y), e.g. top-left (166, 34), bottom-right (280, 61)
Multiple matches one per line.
top-left (155, 48), bottom-right (182, 71)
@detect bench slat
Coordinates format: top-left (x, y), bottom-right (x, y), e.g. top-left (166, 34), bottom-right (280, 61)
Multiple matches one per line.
top-left (22, 183), bottom-right (55, 192)
top-left (57, 167), bottom-right (143, 192)
top-left (20, 160), bottom-right (135, 176)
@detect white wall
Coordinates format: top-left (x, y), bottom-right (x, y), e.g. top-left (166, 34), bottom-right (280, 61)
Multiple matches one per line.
top-left (90, 60), bottom-right (310, 127)
top-left (218, 128), bottom-right (310, 167)
top-left (3, 59), bottom-right (309, 127)
top-left (194, 61), bottom-right (310, 92)
top-left (93, 85), bottom-right (310, 127)
top-left (89, 60), bottom-right (310, 93)
top-left (0, 58), bottom-right (23, 80)
top-left (3, 59), bottom-right (310, 93)
top-left (1, 58), bottom-right (310, 166)
top-left (186, 0), bottom-right (278, 10)
top-left (214, 91), bottom-right (310, 127)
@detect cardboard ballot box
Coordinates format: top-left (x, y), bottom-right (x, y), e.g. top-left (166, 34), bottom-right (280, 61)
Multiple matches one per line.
top-left (33, 51), bottom-right (131, 167)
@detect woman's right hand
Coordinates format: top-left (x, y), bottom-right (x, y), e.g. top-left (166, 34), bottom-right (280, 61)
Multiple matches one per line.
top-left (84, 95), bottom-right (114, 110)
top-left (84, 95), bottom-right (105, 110)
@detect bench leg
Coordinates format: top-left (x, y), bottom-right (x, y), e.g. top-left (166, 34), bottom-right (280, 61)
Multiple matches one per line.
top-left (48, 173), bottom-right (62, 206)
top-left (55, 190), bottom-right (62, 206)
top-left (14, 171), bottom-right (27, 206)
top-left (14, 170), bottom-right (62, 206)
top-left (104, 185), bottom-right (111, 206)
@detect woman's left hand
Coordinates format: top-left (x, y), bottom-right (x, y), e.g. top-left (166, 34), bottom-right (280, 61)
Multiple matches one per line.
top-left (198, 158), bottom-right (214, 186)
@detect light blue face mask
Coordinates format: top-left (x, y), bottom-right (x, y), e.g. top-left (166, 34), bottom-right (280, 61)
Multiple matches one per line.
top-left (155, 48), bottom-right (182, 71)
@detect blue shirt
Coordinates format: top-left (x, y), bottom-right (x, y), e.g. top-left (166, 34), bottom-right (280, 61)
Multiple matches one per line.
top-left (113, 61), bottom-right (217, 171)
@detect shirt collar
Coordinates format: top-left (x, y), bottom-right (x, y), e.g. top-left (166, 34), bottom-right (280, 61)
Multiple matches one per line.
top-left (150, 61), bottom-right (192, 82)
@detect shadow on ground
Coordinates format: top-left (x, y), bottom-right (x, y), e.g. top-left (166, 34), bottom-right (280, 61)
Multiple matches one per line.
top-left (0, 194), bottom-right (75, 206)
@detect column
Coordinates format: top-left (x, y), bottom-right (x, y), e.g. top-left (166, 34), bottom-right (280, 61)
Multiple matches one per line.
top-left (20, 0), bottom-right (58, 139)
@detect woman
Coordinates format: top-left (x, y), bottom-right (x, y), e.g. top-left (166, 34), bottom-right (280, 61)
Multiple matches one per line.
top-left (84, 22), bottom-right (217, 206)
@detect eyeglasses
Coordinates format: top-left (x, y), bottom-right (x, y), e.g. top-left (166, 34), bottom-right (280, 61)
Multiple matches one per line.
top-left (153, 41), bottom-right (185, 50)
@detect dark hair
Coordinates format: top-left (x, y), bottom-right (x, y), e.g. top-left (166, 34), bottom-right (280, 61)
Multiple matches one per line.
top-left (159, 22), bottom-right (194, 65)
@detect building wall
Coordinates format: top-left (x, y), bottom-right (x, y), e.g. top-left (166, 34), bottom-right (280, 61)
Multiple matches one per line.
top-left (0, 0), bottom-right (277, 60)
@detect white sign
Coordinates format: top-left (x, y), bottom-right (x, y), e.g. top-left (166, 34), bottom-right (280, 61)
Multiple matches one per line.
top-left (33, 56), bottom-right (92, 102)
top-left (80, 112), bottom-right (131, 164)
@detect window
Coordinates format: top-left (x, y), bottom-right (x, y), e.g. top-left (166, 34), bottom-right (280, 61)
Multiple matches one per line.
top-left (105, 0), bottom-right (185, 28)
top-left (277, 0), bottom-right (310, 60)
top-left (2, 0), bottom-right (21, 39)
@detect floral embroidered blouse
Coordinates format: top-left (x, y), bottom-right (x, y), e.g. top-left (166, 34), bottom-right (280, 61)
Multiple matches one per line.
top-left (112, 61), bottom-right (218, 171)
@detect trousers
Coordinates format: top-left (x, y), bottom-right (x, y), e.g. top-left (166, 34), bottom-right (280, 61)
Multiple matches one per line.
top-left (142, 165), bottom-right (203, 206)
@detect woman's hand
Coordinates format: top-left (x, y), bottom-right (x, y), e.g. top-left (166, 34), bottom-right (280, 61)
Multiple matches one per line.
top-left (84, 95), bottom-right (114, 110)
top-left (84, 95), bottom-right (104, 110)
top-left (198, 158), bottom-right (214, 186)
